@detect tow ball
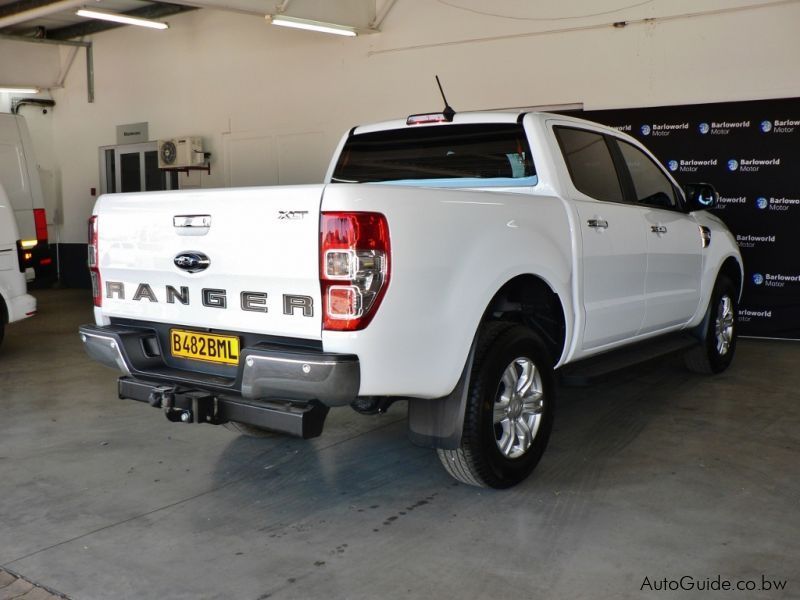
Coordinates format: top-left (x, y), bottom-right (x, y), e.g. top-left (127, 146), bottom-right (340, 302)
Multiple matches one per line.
top-left (147, 385), bottom-right (218, 424)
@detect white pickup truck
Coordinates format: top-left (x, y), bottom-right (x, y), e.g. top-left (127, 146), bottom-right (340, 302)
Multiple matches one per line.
top-left (79, 110), bottom-right (742, 488)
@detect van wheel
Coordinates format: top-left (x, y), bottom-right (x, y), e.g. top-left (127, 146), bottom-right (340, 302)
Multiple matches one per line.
top-left (685, 275), bottom-right (738, 374)
top-left (0, 320), bottom-right (4, 348)
top-left (223, 421), bottom-right (276, 438)
top-left (437, 322), bottom-right (555, 489)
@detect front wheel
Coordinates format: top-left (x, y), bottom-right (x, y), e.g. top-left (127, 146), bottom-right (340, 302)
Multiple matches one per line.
top-left (437, 323), bottom-right (555, 489)
top-left (684, 275), bottom-right (738, 374)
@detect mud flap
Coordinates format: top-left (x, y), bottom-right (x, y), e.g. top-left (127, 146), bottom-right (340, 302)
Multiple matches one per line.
top-left (407, 341), bottom-right (476, 450)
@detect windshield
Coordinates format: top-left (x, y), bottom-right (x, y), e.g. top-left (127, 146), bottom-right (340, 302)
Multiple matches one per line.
top-left (331, 123), bottom-right (537, 188)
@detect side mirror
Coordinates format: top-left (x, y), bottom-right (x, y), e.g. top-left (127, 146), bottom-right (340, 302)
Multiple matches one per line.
top-left (684, 182), bottom-right (719, 211)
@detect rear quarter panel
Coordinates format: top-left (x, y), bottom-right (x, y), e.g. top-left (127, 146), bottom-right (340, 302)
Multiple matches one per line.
top-left (321, 183), bottom-right (574, 398)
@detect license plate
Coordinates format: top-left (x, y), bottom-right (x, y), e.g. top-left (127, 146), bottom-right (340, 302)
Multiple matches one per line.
top-left (170, 329), bottom-right (240, 366)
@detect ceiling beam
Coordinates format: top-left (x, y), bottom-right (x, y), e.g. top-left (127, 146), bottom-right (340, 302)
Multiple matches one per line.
top-left (0, 0), bottom-right (88, 28)
top-left (371, 0), bottom-right (396, 29)
top-left (47, 2), bottom-right (197, 39)
top-left (0, 0), bottom-right (65, 19)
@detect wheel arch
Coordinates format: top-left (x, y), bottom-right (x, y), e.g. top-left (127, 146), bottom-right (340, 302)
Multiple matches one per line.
top-left (408, 273), bottom-right (568, 451)
top-left (719, 255), bottom-right (744, 300)
top-left (482, 273), bottom-right (567, 366)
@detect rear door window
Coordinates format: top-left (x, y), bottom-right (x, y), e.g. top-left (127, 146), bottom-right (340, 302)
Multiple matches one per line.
top-left (554, 127), bottom-right (624, 203)
top-left (331, 123), bottom-right (537, 188)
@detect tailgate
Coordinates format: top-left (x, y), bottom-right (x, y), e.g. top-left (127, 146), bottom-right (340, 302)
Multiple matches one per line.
top-left (94, 185), bottom-right (323, 341)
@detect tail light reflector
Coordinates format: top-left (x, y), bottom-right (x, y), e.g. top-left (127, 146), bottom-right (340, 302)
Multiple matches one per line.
top-left (33, 208), bottom-right (48, 243)
top-left (88, 215), bottom-right (101, 307)
top-left (320, 212), bottom-right (390, 331)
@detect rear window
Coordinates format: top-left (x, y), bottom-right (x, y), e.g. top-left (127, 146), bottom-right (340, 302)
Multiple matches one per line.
top-left (331, 123), bottom-right (537, 188)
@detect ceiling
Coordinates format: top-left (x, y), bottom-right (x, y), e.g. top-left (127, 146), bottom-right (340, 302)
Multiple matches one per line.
top-left (0, 0), bottom-right (197, 39)
top-left (0, 0), bottom-right (392, 94)
top-left (0, 0), bottom-right (389, 40)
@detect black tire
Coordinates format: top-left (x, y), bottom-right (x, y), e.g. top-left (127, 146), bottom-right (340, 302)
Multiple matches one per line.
top-left (0, 300), bottom-right (5, 349)
top-left (222, 421), bottom-right (276, 438)
top-left (437, 322), bottom-right (555, 489)
top-left (684, 275), bottom-right (738, 374)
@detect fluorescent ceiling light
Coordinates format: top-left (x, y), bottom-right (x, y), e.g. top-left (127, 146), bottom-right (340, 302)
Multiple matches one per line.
top-left (0, 86), bottom-right (39, 94)
top-left (75, 8), bottom-right (169, 29)
top-left (268, 15), bottom-right (356, 37)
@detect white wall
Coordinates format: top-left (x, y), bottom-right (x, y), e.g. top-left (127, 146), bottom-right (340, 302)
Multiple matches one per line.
top-left (32, 0), bottom-right (800, 243)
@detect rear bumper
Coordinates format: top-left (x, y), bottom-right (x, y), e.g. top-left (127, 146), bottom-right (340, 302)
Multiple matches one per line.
top-left (78, 323), bottom-right (360, 407)
top-left (7, 293), bottom-right (36, 323)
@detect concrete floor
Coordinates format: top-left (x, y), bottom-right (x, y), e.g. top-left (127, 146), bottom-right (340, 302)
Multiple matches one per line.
top-left (0, 289), bottom-right (798, 600)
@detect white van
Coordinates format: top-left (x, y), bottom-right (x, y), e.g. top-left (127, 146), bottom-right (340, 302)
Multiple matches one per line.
top-left (0, 182), bottom-right (36, 347)
top-left (0, 113), bottom-right (53, 279)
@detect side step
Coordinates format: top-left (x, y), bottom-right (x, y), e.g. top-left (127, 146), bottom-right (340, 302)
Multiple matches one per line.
top-left (558, 333), bottom-right (698, 387)
top-left (117, 376), bottom-right (329, 439)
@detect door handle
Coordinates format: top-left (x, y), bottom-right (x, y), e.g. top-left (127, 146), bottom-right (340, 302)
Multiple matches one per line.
top-left (587, 219), bottom-right (609, 229)
top-left (650, 225), bottom-right (668, 234)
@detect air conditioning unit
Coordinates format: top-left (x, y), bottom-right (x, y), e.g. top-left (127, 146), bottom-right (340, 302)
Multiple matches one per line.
top-left (157, 137), bottom-right (205, 169)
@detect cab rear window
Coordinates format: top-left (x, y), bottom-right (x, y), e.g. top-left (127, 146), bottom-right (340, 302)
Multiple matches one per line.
top-left (331, 123), bottom-right (537, 188)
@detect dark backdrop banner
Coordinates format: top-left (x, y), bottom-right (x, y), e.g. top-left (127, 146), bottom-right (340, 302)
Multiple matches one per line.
top-left (572, 98), bottom-right (800, 340)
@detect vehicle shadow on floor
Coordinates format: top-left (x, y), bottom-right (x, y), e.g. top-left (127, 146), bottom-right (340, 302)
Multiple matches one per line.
top-left (207, 354), bottom-right (702, 506)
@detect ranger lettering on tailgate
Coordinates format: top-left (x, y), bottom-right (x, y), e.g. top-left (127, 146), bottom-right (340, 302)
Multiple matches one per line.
top-left (104, 281), bottom-right (313, 315)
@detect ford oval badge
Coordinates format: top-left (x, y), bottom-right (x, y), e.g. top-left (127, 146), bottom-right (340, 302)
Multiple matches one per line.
top-left (174, 251), bottom-right (210, 273)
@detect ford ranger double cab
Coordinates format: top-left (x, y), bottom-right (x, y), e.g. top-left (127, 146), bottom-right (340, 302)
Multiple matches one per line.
top-left (79, 111), bottom-right (742, 488)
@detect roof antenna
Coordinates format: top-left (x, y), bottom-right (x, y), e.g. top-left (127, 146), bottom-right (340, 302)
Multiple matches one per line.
top-left (435, 75), bottom-right (455, 121)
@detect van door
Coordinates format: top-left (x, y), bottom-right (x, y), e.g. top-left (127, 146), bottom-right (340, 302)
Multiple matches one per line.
top-left (0, 116), bottom-right (34, 240)
top-left (0, 114), bottom-right (51, 279)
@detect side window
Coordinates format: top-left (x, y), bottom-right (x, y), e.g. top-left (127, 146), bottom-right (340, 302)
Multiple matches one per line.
top-left (617, 140), bottom-right (678, 209)
top-left (554, 127), bottom-right (624, 203)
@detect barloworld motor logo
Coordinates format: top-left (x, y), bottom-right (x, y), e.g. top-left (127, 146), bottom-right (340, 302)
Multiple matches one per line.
top-left (727, 159), bottom-right (739, 171)
top-left (761, 120), bottom-right (773, 133)
top-left (756, 197), bottom-right (768, 210)
top-left (640, 124), bottom-right (651, 136)
top-left (752, 273), bottom-right (764, 285)
top-left (667, 160), bottom-right (679, 172)
top-left (698, 122), bottom-right (710, 134)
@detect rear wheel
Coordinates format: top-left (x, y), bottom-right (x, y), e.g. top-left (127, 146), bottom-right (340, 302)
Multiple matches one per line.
top-left (437, 322), bottom-right (555, 489)
top-left (685, 275), bottom-right (738, 374)
top-left (223, 421), bottom-right (276, 438)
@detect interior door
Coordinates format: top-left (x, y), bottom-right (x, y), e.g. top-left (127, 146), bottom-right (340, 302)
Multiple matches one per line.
top-left (554, 126), bottom-right (647, 350)
top-left (100, 142), bottom-right (178, 194)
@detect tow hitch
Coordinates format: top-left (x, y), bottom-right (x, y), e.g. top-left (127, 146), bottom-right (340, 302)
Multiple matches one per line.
top-left (138, 382), bottom-right (221, 424)
top-left (117, 376), bottom-right (329, 438)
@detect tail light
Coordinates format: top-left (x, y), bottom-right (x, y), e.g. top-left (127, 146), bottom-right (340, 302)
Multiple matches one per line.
top-left (320, 212), bottom-right (390, 331)
top-left (33, 208), bottom-right (48, 243)
top-left (88, 215), bottom-right (101, 307)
